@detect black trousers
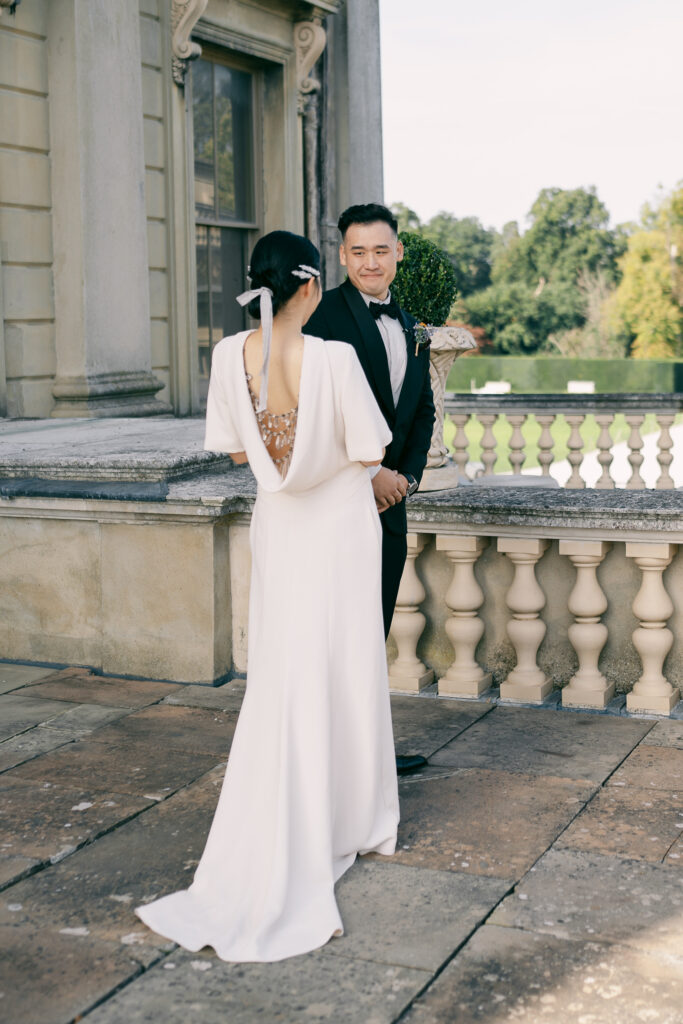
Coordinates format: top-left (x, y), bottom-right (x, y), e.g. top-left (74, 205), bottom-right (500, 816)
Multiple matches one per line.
top-left (381, 528), bottom-right (408, 640)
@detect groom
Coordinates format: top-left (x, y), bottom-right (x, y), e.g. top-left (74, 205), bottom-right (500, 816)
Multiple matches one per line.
top-left (305, 203), bottom-right (435, 775)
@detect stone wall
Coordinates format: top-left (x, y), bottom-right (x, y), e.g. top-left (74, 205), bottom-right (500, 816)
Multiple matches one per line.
top-left (0, 0), bottom-right (56, 417)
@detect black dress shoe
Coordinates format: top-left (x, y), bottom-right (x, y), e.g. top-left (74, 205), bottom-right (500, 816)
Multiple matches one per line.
top-left (396, 754), bottom-right (427, 775)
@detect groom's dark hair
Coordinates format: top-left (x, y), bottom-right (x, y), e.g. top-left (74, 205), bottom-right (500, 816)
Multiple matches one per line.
top-left (337, 203), bottom-right (398, 239)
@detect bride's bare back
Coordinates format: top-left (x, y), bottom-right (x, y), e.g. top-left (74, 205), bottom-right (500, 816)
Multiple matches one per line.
top-left (242, 328), bottom-right (305, 477)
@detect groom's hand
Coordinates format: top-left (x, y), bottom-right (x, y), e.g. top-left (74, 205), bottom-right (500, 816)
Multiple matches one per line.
top-left (372, 468), bottom-right (409, 513)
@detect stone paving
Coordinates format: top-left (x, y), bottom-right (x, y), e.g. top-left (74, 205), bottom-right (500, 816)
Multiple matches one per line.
top-left (1, 662), bottom-right (683, 1024)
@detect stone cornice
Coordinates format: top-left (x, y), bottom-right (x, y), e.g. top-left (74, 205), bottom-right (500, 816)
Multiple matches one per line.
top-left (193, 21), bottom-right (292, 64)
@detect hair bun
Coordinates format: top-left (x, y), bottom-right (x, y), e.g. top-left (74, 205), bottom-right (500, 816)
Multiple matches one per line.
top-left (243, 231), bottom-right (321, 319)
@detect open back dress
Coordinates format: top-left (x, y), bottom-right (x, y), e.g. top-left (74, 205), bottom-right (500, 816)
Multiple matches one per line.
top-left (135, 332), bottom-right (399, 962)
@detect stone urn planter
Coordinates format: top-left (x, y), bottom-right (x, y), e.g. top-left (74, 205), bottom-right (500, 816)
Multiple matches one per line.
top-left (419, 325), bottom-right (477, 491)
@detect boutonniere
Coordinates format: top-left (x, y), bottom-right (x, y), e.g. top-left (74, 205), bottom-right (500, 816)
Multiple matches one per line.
top-left (411, 322), bottom-right (432, 357)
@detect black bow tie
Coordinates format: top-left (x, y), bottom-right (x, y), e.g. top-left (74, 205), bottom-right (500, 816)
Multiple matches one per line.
top-left (368, 298), bottom-right (402, 322)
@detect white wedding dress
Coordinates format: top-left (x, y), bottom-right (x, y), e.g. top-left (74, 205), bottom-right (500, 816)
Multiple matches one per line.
top-left (135, 332), bottom-right (399, 962)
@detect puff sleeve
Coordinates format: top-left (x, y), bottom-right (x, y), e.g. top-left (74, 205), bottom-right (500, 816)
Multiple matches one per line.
top-left (203, 345), bottom-right (244, 454)
top-left (338, 344), bottom-right (392, 463)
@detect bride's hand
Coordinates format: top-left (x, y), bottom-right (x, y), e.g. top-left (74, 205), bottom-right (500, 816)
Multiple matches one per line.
top-left (372, 467), bottom-right (407, 513)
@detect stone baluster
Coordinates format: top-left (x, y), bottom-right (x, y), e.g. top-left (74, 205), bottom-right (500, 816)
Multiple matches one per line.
top-left (626, 415), bottom-right (646, 489)
top-left (565, 415), bottom-right (585, 488)
top-left (625, 542), bottom-right (679, 714)
top-left (559, 540), bottom-right (613, 708)
top-left (507, 414), bottom-right (527, 475)
top-left (479, 414), bottom-right (497, 476)
top-left (536, 414), bottom-right (555, 477)
top-left (436, 535), bottom-right (491, 697)
top-left (388, 533), bottom-right (434, 693)
top-left (450, 413), bottom-right (470, 482)
top-left (595, 414), bottom-right (615, 489)
top-left (498, 538), bottom-right (552, 702)
top-left (656, 414), bottom-right (675, 489)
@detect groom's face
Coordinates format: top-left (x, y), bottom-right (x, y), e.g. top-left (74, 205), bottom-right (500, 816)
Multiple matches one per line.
top-left (339, 221), bottom-right (403, 301)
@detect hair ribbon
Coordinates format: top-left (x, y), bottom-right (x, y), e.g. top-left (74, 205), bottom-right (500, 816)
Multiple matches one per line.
top-left (236, 286), bottom-right (273, 413)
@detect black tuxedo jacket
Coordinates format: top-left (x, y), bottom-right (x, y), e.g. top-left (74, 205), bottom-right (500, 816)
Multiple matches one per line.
top-left (305, 278), bottom-right (435, 536)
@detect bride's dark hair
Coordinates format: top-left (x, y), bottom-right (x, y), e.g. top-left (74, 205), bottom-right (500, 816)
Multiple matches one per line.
top-left (246, 230), bottom-right (321, 319)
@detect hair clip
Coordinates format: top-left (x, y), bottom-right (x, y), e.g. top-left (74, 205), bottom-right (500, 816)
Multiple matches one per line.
top-left (291, 264), bottom-right (321, 279)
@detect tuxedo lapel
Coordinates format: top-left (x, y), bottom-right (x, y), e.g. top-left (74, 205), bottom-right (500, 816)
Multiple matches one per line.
top-left (340, 279), bottom-right (395, 420)
top-left (394, 309), bottom-right (422, 423)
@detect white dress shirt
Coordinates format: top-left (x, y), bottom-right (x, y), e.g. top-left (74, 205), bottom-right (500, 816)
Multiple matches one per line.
top-left (360, 290), bottom-right (408, 480)
top-left (360, 290), bottom-right (408, 406)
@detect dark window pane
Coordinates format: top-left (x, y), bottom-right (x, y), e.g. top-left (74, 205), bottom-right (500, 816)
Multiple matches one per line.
top-left (192, 59), bottom-right (215, 216)
top-left (215, 64), bottom-right (253, 221)
top-left (209, 227), bottom-right (224, 347)
top-left (195, 224), bottom-right (211, 394)
top-left (209, 227), bottom-right (247, 344)
top-left (214, 65), bottom-right (235, 218)
top-left (220, 229), bottom-right (248, 338)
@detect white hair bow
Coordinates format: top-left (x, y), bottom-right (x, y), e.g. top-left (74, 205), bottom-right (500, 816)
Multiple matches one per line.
top-left (236, 286), bottom-right (273, 413)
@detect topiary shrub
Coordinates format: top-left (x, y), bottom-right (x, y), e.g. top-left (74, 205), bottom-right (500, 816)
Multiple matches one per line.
top-left (392, 231), bottom-right (457, 326)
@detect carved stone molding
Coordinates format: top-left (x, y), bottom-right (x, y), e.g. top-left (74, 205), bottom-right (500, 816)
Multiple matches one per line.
top-left (294, 20), bottom-right (327, 113)
top-left (171, 0), bottom-right (208, 86)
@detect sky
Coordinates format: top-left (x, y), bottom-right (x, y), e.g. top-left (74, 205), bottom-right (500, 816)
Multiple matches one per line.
top-left (378, 0), bottom-right (683, 232)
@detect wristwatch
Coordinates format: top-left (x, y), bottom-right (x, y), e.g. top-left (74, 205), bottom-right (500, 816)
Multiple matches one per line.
top-left (404, 473), bottom-right (418, 497)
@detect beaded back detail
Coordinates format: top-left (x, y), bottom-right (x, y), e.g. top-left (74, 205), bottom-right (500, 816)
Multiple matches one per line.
top-left (246, 372), bottom-right (298, 478)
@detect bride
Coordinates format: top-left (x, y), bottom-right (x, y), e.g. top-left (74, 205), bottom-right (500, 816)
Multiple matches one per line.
top-left (135, 230), bottom-right (399, 962)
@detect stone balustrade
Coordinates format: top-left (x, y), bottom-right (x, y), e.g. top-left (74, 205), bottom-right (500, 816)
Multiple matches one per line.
top-left (2, 433), bottom-right (683, 718)
top-left (388, 487), bottom-right (683, 717)
top-left (443, 392), bottom-right (683, 489)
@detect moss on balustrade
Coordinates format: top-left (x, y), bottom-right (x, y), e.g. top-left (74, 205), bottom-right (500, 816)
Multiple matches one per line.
top-left (447, 356), bottom-right (683, 394)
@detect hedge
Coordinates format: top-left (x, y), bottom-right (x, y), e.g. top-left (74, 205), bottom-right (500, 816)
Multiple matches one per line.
top-left (447, 356), bottom-right (683, 394)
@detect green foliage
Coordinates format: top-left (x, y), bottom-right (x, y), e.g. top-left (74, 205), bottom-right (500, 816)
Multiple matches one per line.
top-left (609, 183), bottom-right (683, 359)
top-left (457, 186), bottom-right (626, 355)
top-left (392, 231), bottom-right (457, 326)
top-left (492, 186), bottom-right (624, 289)
top-left (390, 202), bottom-right (421, 233)
top-left (543, 271), bottom-right (627, 359)
top-left (421, 213), bottom-right (495, 296)
top-left (463, 279), bottom-right (583, 354)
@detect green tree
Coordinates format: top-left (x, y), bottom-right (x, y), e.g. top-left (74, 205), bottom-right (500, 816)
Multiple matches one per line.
top-left (492, 186), bottom-right (624, 289)
top-left (607, 183), bottom-right (683, 359)
top-left (390, 202), bottom-right (422, 233)
top-left (464, 279), bottom-right (583, 355)
top-left (461, 187), bottom-right (626, 354)
top-left (421, 213), bottom-right (495, 297)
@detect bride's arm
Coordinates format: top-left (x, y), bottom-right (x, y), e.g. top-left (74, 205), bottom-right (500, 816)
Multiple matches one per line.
top-left (230, 451), bottom-right (249, 464)
top-left (360, 450), bottom-right (384, 467)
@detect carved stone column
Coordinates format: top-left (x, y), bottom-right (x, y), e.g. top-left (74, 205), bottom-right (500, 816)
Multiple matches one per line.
top-left (388, 533), bottom-right (434, 692)
top-left (436, 535), bottom-right (491, 697)
top-left (498, 537), bottom-right (552, 702)
top-left (559, 540), bottom-right (613, 708)
top-left (625, 542), bottom-right (679, 714)
top-left (47, 0), bottom-right (167, 417)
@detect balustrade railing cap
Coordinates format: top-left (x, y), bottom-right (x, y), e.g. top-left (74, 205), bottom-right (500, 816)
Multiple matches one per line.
top-left (444, 392), bottom-right (683, 414)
